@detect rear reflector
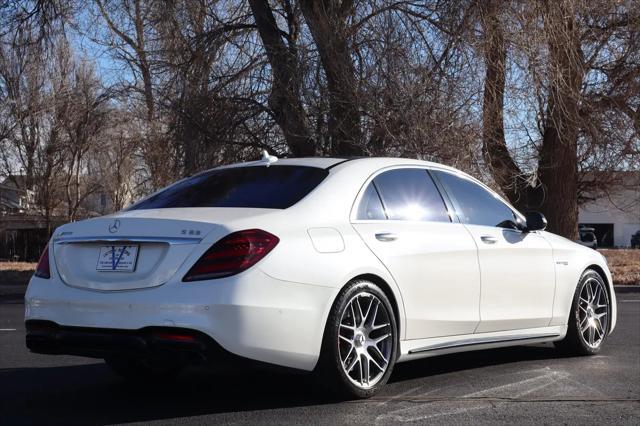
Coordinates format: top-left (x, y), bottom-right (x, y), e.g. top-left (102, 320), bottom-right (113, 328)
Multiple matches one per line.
top-left (152, 332), bottom-right (196, 342)
top-left (34, 243), bottom-right (51, 279)
top-left (182, 229), bottom-right (279, 282)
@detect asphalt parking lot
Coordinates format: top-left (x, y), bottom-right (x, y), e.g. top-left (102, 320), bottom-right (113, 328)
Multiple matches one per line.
top-left (1, 292), bottom-right (639, 425)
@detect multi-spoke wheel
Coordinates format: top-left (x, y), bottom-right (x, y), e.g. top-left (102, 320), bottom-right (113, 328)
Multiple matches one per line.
top-left (577, 276), bottom-right (609, 348)
top-left (338, 292), bottom-right (393, 389)
top-left (555, 269), bottom-right (610, 355)
top-left (316, 280), bottom-right (398, 399)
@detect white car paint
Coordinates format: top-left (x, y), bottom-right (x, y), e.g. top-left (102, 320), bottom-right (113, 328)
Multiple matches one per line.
top-left (466, 224), bottom-right (556, 333)
top-left (352, 220), bottom-right (481, 339)
top-left (25, 157), bottom-right (617, 371)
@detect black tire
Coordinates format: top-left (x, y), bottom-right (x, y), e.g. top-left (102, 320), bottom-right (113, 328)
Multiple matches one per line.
top-left (105, 356), bottom-right (181, 383)
top-left (555, 269), bottom-right (611, 356)
top-left (315, 280), bottom-right (398, 399)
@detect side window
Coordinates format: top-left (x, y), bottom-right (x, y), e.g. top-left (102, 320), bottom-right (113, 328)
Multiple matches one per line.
top-left (356, 184), bottom-right (386, 220)
top-left (373, 169), bottom-right (450, 222)
top-left (433, 171), bottom-right (519, 229)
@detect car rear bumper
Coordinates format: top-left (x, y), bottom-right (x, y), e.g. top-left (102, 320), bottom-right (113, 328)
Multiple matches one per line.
top-left (26, 320), bottom-right (216, 363)
top-left (24, 269), bottom-right (338, 371)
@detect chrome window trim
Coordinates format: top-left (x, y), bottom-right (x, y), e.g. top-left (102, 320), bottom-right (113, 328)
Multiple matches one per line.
top-left (350, 165), bottom-right (457, 224)
top-left (430, 168), bottom-right (527, 227)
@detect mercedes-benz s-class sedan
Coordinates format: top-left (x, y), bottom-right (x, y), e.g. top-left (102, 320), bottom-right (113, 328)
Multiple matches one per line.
top-left (25, 155), bottom-right (616, 398)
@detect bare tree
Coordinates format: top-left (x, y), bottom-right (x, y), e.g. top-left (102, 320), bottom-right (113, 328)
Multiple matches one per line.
top-left (249, 0), bottom-right (314, 156)
top-left (92, 111), bottom-right (139, 211)
top-left (477, 0), bottom-right (638, 238)
top-left (1, 0), bottom-right (72, 47)
top-left (93, 0), bottom-right (155, 121)
top-left (0, 28), bottom-right (47, 189)
top-left (40, 41), bottom-right (110, 221)
top-left (480, 1), bottom-right (519, 202)
top-left (300, 0), bottom-right (363, 155)
top-left (1, 0), bottom-right (636, 244)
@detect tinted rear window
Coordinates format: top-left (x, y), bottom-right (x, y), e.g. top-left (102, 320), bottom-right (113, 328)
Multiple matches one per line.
top-left (128, 166), bottom-right (328, 210)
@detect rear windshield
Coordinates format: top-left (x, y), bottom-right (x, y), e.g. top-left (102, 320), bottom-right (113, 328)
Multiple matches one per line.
top-left (128, 165), bottom-right (328, 210)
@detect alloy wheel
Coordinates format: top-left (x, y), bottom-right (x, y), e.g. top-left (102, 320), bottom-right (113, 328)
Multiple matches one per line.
top-left (577, 277), bottom-right (609, 349)
top-left (338, 292), bottom-right (394, 389)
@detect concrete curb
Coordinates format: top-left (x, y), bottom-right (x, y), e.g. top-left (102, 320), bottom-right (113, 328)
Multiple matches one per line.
top-left (614, 285), bottom-right (640, 294)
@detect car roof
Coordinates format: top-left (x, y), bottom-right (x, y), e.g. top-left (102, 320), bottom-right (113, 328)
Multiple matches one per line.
top-left (268, 157), bottom-right (350, 168)
top-left (213, 157), bottom-right (347, 170)
top-left (219, 156), bottom-right (460, 173)
top-left (181, 155), bottom-right (527, 220)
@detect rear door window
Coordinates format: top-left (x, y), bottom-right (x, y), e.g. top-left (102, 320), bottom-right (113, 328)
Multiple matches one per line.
top-left (128, 166), bottom-right (328, 210)
top-left (372, 168), bottom-right (450, 222)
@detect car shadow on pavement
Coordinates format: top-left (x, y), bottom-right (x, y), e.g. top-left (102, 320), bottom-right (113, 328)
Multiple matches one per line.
top-left (1, 344), bottom-right (562, 424)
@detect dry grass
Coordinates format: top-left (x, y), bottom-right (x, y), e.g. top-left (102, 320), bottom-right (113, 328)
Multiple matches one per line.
top-left (0, 262), bottom-right (37, 272)
top-left (599, 249), bottom-right (640, 286)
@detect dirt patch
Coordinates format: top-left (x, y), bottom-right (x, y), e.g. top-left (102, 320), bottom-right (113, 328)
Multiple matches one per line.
top-left (599, 249), bottom-right (640, 286)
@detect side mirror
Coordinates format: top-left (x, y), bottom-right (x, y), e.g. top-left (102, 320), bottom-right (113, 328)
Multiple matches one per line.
top-left (524, 211), bottom-right (547, 232)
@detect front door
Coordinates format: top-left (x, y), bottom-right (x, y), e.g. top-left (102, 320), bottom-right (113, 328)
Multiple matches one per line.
top-left (432, 170), bottom-right (556, 333)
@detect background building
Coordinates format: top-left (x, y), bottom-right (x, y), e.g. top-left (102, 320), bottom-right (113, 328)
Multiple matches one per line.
top-left (0, 176), bottom-right (114, 261)
top-left (579, 172), bottom-right (640, 248)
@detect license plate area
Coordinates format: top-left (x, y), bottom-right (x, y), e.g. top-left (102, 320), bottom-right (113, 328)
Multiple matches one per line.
top-left (96, 245), bottom-right (139, 272)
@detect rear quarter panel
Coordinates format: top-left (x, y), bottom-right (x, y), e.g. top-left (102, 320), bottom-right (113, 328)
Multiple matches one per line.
top-left (217, 165), bottom-right (410, 341)
top-left (252, 215), bottom-right (407, 341)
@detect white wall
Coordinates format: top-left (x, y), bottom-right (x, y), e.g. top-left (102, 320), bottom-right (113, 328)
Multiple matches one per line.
top-left (579, 182), bottom-right (640, 247)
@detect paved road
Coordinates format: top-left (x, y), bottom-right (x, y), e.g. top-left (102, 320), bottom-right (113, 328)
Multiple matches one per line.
top-left (1, 293), bottom-right (639, 425)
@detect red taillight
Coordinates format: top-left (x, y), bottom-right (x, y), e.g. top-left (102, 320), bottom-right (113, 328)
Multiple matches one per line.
top-left (34, 243), bottom-right (51, 279)
top-left (182, 229), bottom-right (279, 282)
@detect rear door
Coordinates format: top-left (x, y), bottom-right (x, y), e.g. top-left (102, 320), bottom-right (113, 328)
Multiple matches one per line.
top-left (432, 170), bottom-right (556, 332)
top-left (351, 167), bottom-right (481, 340)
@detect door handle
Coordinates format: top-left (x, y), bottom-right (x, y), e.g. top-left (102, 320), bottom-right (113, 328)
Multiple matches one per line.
top-left (480, 235), bottom-right (498, 244)
top-left (375, 232), bottom-right (398, 242)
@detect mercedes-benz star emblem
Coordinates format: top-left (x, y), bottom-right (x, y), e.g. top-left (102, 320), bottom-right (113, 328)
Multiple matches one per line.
top-left (108, 219), bottom-right (121, 233)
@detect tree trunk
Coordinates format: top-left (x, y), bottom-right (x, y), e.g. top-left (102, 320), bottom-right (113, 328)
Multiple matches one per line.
top-left (480, 0), bottom-right (541, 213)
top-left (538, 124), bottom-right (579, 239)
top-left (536, 0), bottom-right (583, 240)
top-left (249, 0), bottom-right (315, 157)
top-left (182, 2), bottom-right (207, 175)
top-left (479, 0), bottom-right (582, 240)
top-left (133, 0), bottom-right (154, 122)
top-left (300, 0), bottom-right (363, 156)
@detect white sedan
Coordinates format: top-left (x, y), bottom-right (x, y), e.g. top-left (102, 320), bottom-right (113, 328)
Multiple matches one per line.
top-left (25, 155), bottom-right (616, 398)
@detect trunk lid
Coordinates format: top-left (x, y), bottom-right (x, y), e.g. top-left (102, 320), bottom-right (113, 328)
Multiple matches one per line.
top-left (52, 208), bottom-right (274, 291)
